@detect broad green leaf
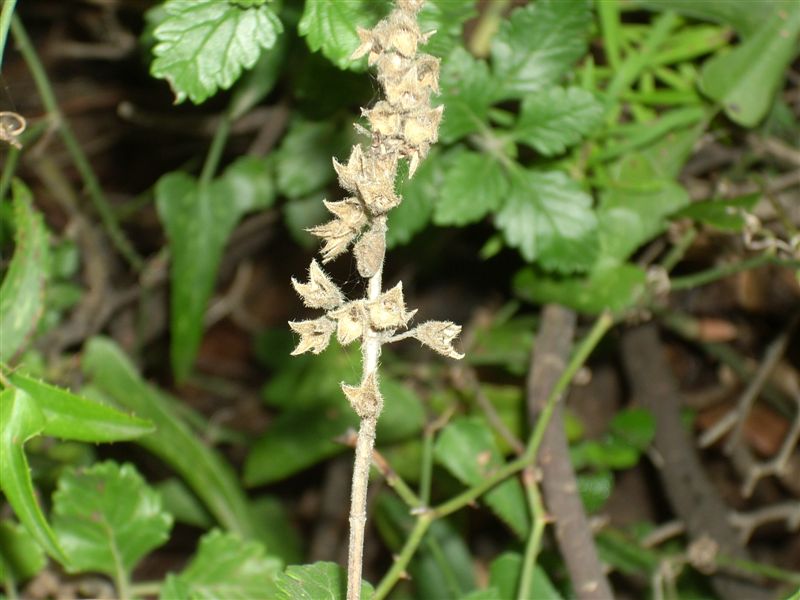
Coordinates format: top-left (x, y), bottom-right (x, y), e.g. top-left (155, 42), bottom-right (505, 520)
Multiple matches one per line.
top-left (0, 520), bottom-right (46, 584)
top-left (491, 0), bottom-right (592, 99)
top-left (284, 196), bottom-right (328, 249)
top-left (434, 416), bottom-right (529, 538)
top-left (572, 439), bottom-right (640, 471)
top-left (461, 589), bottom-right (503, 600)
top-left (433, 151), bottom-right (508, 226)
top-left (488, 552), bottom-right (522, 600)
top-left (699, 6), bottom-right (800, 127)
top-left (513, 263), bottom-right (647, 315)
top-left (376, 493), bottom-right (475, 598)
top-left (513, 87), bottom-right (604, 156)
top-left (272, 562), bottom-right (374, 600)
top-left (8, 372), bottom-right (152, 443)
top-left (438, 47), bottom-right (495, 143)
top-left (155, 479), bottom-right (213, 529)
top-left (298, 0), bottom-right (386, 71)
top-left (495, 169), bottom-right (598, 272)
top-left (610, 408), bottom-right (656, 451)
top-left (596, 153), bottom-right (689, 267)
top-left (673, 193), bottom-right (759, 231)
top-left (156, 156), bottom-right (275, 381)
top-left (596, 528), bottom-right (659, 576)
top-left (274, 117), bottom-right (351, 199)
top-left (160, 530), bottom-right (281, 600)
top-left (0, 388), bottom-right (66, 563)
top-left (151, 0), bottom-right (283, 104)
top-left (0, 180), bottom-right (48, 363)
top-left (468, 315), bottom-right (536, 376)
top-left (386, 150), bottom-right (441, 248)
top-left (418, 0), bottom-right (478, 59)
top-left (251, 496), bottom-right (303, 565)
top-left (52, 462), bottom-right (172, 576)
top-left (82, 338), bottom-right (259, 540)
top-left (229, 34), bottom-right (288, 119)
top-left (577, 469), bottom-right (614, 512)
top-left (479, 385), bottom-right (525, 454)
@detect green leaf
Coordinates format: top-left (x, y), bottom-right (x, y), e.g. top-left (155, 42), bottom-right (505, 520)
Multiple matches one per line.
top-left (82, 338), bottom-right (259, 540)
top-left (0, 520), bottom-right (46, 584)
top-left (491, 0), bottom-right (592, 99)
top-left (156, 156), bottom-right (275, 381)
top-left (610, 408), bottom-right (656, 451)
top-left (674, 193), bottom-right (760, 231)
top-left (229, 34), bottom-right (287, 119)
top-left (8, 372), bottom-right (153, 443)
top-left (52, 462), bottom-right (172, 576)
top-left (699, 5), bottom-right (800, 127)
top-left (251, 496), bottom-right (304, 565)
top-left (386, 150), bottom-right (441, 248)
top-left (513, 87), bottom-right (604, 156)
top-left (0, 180), bottom-right (48, 363)
top-left (461, 589), bottom-right (503, 600)
top-left (596, 528), bottom-right (659, 576)
top-left (155, 479), bottom-right (213, 529)
top-left (160, 530), bottom-right (281, 600)
top-left (572, 438), bottom-right (640, 471)
top-left (513, 263), bottom-right (647, 315)
top-left (434, 416), bottom-right (529, 538)
top-left (576, 469), bottom-right (614, 513)
top-left (495, 169), bottom-right (598, 272)
top-left (596, 153), bottom-right (689, 267)
top-left (418, 0), bottom-right (478, 59)
top-left (151, 0), bottom-right (283, 104)
top-left (433, 151), bottom-right (508, 226)
top-left (468, 315), bottom-right (536, 376)
top-left (272, 562), bottom-right (374, 600)
top-left (274, 117), bottom-right (350, 199)
top-left (0, 388), bottom-right (66, 563)
top-left (298, 0), bottom-right (386, 71)
top-left (488, 552), bottom-right (522, 600)
top-left (438, 47), bottom-right (495, 143)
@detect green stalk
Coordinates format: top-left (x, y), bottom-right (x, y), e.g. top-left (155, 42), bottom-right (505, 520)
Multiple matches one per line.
top-left (373, 513), bottom-right (433, 600)
top-left (670, 255), bottom-right (800, 291)
top-left (516, 469), bottom-right (547, 600)
top-left (10, 16), bottom-right (143, 271)
top-left (0, 0), bottom-right (18, 71)
top-left (199, 109), bottom-right (233, 187)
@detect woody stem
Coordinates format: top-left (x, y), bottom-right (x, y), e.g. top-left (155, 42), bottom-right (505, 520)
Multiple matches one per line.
top-left (347, 216), bottom-right (387, 600)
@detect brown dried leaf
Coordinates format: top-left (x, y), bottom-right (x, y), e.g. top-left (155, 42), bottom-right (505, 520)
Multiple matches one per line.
top-left (288, 317), bottom-right (335, 355)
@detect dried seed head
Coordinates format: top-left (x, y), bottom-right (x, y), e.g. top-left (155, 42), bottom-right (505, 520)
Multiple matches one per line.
top-left (291, 260), bottom-right (345, 310)
top-left (354, 220), bottom-right (387, 279)
top-left (289, 317), bottom-right (336, 355)
top-left (397, 0), bottom-right (425, 13)
top-left (341, 371), bottom-right (383, 418)
top-left (333, 145), bottom-right (364, 194)
top-left (351, 27), bottom-right (375, 61)
top-left (368, 282), bottom-right (415, 330)
top-left (410, 320), bottom-right (464, 359)
top-left (329, 301), bottom-right (366, 346)
top-left (308, 198), bottom-right (368, 262)
top-left (364, 102), bottom-right (402, 138)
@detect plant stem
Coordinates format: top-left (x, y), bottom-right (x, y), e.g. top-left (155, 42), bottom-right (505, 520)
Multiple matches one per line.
top-left (373, 512), bottom-right (433, 600)
top-left (0, 0), bottom-right (17, 70)
top-left (10, 16), bottom-right (143, 271)
top-left (670, 254), bottom-right (800, 290)
top-left (467, 0), bottom-right (511, 57)
top-left (200, 109), bottom-right (233, 187)
top-left (516, 467), bottom-right (547, 600)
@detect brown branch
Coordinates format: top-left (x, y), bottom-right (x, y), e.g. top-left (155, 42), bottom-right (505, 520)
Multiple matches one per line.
top-left (621, 323), bottom-right (772, 600)
top-left (527, 305), bottom-right (613, 600)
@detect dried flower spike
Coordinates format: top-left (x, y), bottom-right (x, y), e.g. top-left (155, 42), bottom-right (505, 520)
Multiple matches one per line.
top-left (291, 260), bottom-right (345, 310)
top-left (288, 317), bottom-right (335, 355)
top-left (411, 320), bottom-right (464, 359)
top-left (341, 371), bottom-right (383, 419)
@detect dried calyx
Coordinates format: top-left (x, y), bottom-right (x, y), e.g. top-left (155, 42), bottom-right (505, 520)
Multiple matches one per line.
top-left (289, 0), bottom-right (462, 396)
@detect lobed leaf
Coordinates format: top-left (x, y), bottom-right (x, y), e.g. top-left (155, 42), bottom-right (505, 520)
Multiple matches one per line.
top-left (434, 416), bottom-right (529, 538)
top-left (160, 530), bottom-right (281, 600)
top-left (0, 180), bottom-right (48, 363)
top-left (417, 0), bottom-right (478, 59)
top-left (52, 461), bottom-right (172, 576)
top-left (513, 86), bottom-right (604, 156)
top-left (433, 150), bottom-right (508, 226)
top-left (437, 47), bottom-right (495, 143)
top-left (272, 562), bottom-right (374, 600)
top-left (151, 0), bottom-right (283, 104)
top-left (488, 552), bottom-right (564, 600)
top-left (495, 169), bottom-right (598, 272)
top-left (491, 0), bottom-right (592, 99)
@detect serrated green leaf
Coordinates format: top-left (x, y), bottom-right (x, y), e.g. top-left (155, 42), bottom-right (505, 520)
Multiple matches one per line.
top-left (433, 151), bottom-right (508, 226)
top-left (273, 562), bottom-right (374, 600)
top-left (82, 338), bottom-right (259, 540)
top-left (513, 263), bottom-right (647, 315)
top-left (0, 388), bottom-right (67, 563)
top-left (488, 552), bottom-right (522, 599)
top-left (491, 0), bottom-right (592, 99)
top-left (577, 469), bottom-right (614, 513)
top-left (298, 0), bottom-right (387, 71)
top-left (418, 0), bottom-right (478, 59)
top-left (434, 416), bottom-right (529, 538)
top-left (513, 87), bottom-right (604, 156)
top-left (52, 462), bottom-right (172, 575)
top-left (386, 150), bottom-right (440, 248)
top-left (673, 193), bottom-right (759, 231)
top-left (438, 47), bottom-right (495, 143)
top-left (597, 154), bottom-right (689, 267)
top-left (0, 520), bottom-right (46, 584)
top-left (274, 117), bottom-right (350, 198)
top-left (0, 180), bottom-right (48, 363)
top-left (8, 372), bottom-right (152, 443)
top-left (151, 0), bottom-right (283, 104)
top-left (156, 156), bottom-right (275, 381)
top-left (699, 5), bottom-right (800, 127)
top-left (495, 169), bottom-right (598, 272)
top-left (610, 408), bottom-right (656, 451)
top-left (160, 530), bottom-right (281, 600)
top-left (230, 35), bottom-right (287, 119)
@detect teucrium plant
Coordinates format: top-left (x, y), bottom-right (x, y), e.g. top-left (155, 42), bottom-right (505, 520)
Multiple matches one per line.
top-left (287, 0), bottom-right (462, 596)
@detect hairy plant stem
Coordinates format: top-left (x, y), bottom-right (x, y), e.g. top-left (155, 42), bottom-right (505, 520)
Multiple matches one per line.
top-left (10, 16), bottom-right (143, 272)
